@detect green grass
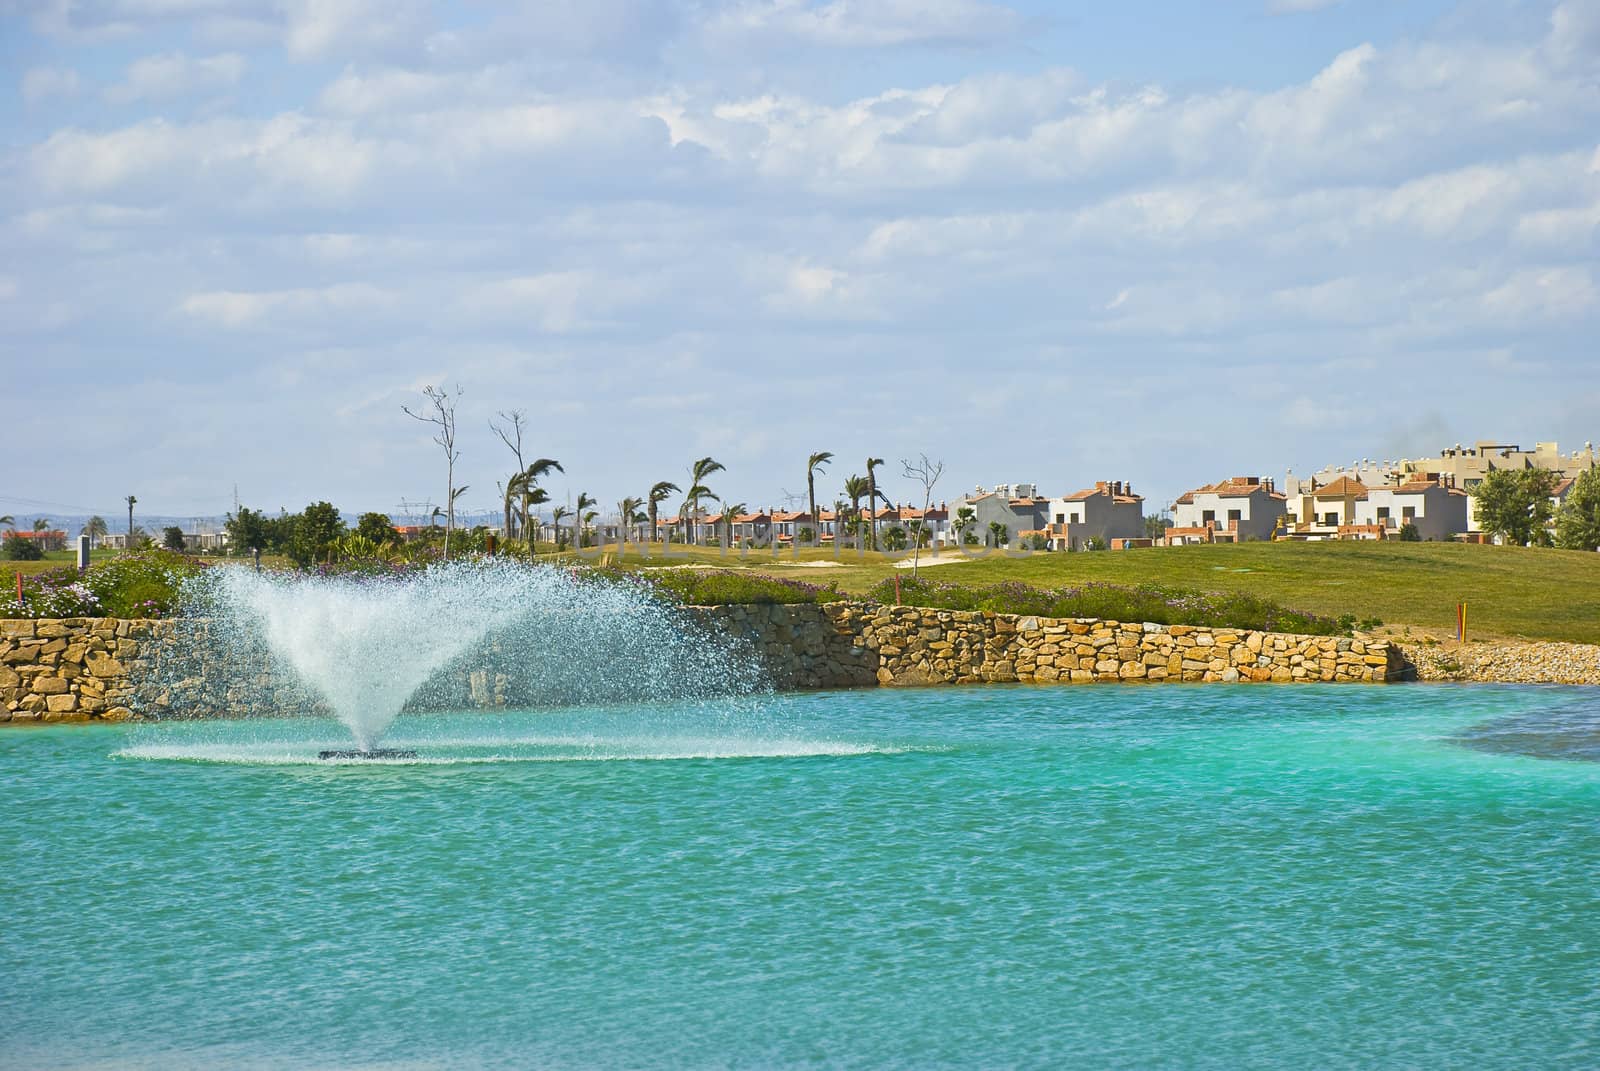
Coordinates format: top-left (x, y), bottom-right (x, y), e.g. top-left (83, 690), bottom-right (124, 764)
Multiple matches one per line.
top-left (554, 540), bottom-right (1600, 644)
top-left (6, 540), bottom-right (1595, 644)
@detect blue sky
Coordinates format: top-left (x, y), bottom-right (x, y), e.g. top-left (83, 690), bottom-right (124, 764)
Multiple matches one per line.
top-left (4, 0), bottom-right (1597, 524)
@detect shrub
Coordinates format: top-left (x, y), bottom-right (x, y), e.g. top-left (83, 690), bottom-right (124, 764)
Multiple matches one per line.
top-left (865, 576), bottom-right (1347, 635)
top-left (84, 548), bottom-right (206, 618)
top-left (1, 533), bottom-right (44, 561)
top-left (0, 566), bottom-right (100, 617)
top-left (1398, 522), bottom-right (1421, 542)
top-left (0, 548), bottom-right (204, 619)
top-left (628, 569), bottom-right (844, 606)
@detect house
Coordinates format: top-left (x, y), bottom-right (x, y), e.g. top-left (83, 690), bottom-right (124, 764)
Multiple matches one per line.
top-left (864, 503), bottom-right (950, 547)
top-left (1356, 477), bottom-right (1470, 540)
top-left (7, 528), bottom-right (67, 553)
top-left (1283, 476), bottom-right (1368, 538)
top-left (701, 509), bottom-right (772, 545)
top-left (1169, 477), bottom-right (1287, 544)
top-left (944, 484), bottom-right (1050, 548)
top-left (1043, 481), bottom-right (1144, 550)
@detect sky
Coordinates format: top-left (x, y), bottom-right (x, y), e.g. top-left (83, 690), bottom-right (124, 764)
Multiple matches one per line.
top-left (3, 0), bottom-right (1598, 525)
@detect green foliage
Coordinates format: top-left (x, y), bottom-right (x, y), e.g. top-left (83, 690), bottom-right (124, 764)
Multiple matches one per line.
top-left (1397, 522), bottom-right (1421, 542)
top-left (84, 547), bottom-right (205, 617)
top-left (1085, 535), bottom-right (1109, 551)
top-left (798, 526), bottom-right (816, 544)
top-left (1144, 514), bottom-right (1173, 540)
top-left (637, 568), bottom-right (844, 605)
top-left (1, 533), bottom-right (44, 561)
top-left (225, 507), bottom-right (274, 553)
top-left (883, 526), bottom-right (907, 551)
top-left (355, 512), bottom-right (400, 545)
top-left (1554, 466), bottom-right (1600, 551)
top-left (1473, 468), bottom-right (1558, 546)
top-left (287, 501), bottom-right (346, 566)
top-left (867, 576), bottom-right (1346, 635)
top-left (1026, 533), bottom-right (1049, 551)
top-left (163, 526), bottom-right (187, 551)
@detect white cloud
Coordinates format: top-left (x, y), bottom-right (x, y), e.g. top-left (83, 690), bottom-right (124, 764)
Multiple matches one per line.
top-left (180, 283), bottom-right (395, 328)
top-left (21, 66), bottom-right (81, 102)
top-left (105, 51), bottom-right (245, 103)
top-left (1267, 0), bottom-right (1343, 13)
top-left (703, 0), bottom-right (1024, 49)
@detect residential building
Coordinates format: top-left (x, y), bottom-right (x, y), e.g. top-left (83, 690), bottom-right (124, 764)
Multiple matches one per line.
top-left (1356, 477), bottom-right (1470, 541)
top-left (1043, 481), bottom-right (1144, 550)
top-left (7, 528), bottom-right (67, 553)
top-left (1410, 440), bottom-right (1597, 490)
top-left (944, 484), bottom-right (1050, 548)
top-left (1283, 476), bottom-right (1368, 538)
top-left (1168, 477), bottom-right (1286, 544)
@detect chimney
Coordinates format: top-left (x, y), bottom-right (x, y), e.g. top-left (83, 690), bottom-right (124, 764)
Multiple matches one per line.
top-left (1096, 481), bottom-right (1108, 493)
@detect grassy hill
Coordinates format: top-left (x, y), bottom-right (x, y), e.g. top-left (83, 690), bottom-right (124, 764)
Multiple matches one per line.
top-left (7, 541), bottom-right (1596, 644)
top-left (581, 540), bottom-right (1600, 645)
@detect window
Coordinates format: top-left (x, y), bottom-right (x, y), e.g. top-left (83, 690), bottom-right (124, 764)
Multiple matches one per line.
top-left (1202, 509), bottom-right (1216, 524)
top-left (1324, 512), bottom-right (1338, 527)
top-left (1377, 507), bottom-right (1390, 520)
top-left (1402, 506), bottom-right (1416, 520)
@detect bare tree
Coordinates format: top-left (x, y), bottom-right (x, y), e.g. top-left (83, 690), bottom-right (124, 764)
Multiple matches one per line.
top-left (901, 454), bottom-right (945, 580)
top-left (489, 409), bottom-right (528, 541)
top-left (404, 384), bottom-right (463, 561)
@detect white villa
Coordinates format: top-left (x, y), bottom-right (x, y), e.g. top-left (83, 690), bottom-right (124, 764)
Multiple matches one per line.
top-left (1355, 478), bottom-right (1470, 541)
top-left (1168, 477), bottom-right (1286, 544)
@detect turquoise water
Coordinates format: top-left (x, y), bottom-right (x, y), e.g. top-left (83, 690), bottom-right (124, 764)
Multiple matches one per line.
top-left (4, 685), bottom-right (1598, 1069)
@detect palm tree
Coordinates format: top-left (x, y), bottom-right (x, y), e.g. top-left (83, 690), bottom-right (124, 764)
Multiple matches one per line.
top-left (618, 496), bottom-right (644, 546)
top-left (805, 451), bottom-right (833, 547)
top-left (681, 456), bottom-right (725, 546)
top-left (83, 516), bottom-right (108, 542)
top-left (32, 518), bottom-right (49, 531)
top-left (988, 521), bottom-right (1008, 549)
top-left (842, 475), bottom-right (869, 548)
top-left (954, 506), bottom-right (977, 544)
top-left (0, 514), bottom-right (13, 530)
top-left (522, 487), bottom-right (550, 556)
top-left (575, 492), bottom-right (597, 549)
top-left (448, 486), bottom-right (470, 555)
top-left (865, 458), bottom-right (887, 551)
top-left (125, 495), bottom-right (137, 548)
top-left (550, 505), bottom-right (571, 550)
top-left (508, 458), bottom-right (563, 556)
top-left (720, 502), bottom-right (747, 548)
top-left (647, 481), bottom-right (679, 544)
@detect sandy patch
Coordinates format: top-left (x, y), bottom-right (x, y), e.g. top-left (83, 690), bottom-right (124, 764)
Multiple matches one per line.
top-left (894, 554), bottom-right (977, 569)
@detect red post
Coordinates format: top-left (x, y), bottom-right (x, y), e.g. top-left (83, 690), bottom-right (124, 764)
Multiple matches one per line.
top-left (16, 572), bottom-right (23, 606)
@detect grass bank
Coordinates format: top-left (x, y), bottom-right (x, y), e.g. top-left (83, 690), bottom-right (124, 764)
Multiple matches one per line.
top-left (558, 540), bottom-right (1600, 645)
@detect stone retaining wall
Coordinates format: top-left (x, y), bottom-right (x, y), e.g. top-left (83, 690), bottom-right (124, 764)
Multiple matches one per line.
top-left (781, 603), bottom-right (1403, 686)
top-left (4, 604), bottom-right (1409, 724)
top-left (0, 618), bottom-right (155, 723)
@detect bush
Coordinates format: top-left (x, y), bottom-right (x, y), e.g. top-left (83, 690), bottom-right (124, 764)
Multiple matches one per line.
top-left (1398, 522), bottom-right (1421, 542)
top-left (0, 548), bottom-right (205, 618)
top-left (1, 533), bottom-right (44, 561)
top-left (865, 576), bottom-right (1347, 635)
top-left (628, 569), bottom-right (844, 606)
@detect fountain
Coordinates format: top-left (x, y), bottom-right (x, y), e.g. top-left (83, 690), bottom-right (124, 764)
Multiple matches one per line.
top-left (152, 560), bottom-right (756, 755)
